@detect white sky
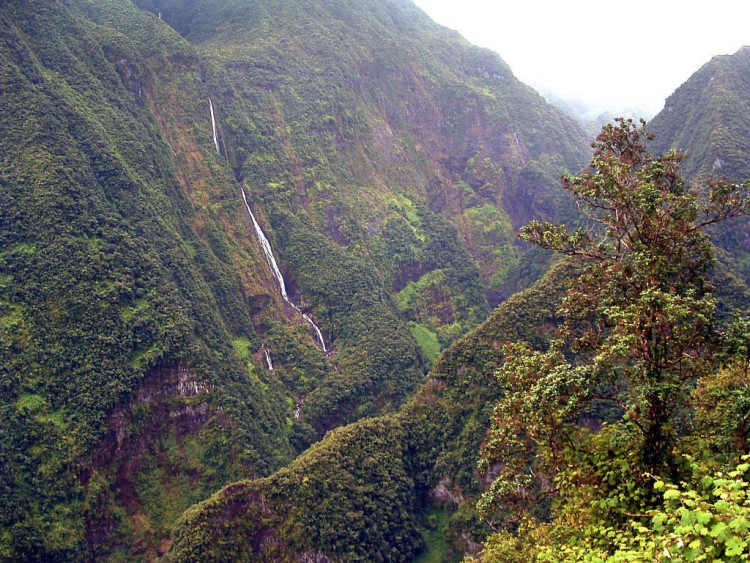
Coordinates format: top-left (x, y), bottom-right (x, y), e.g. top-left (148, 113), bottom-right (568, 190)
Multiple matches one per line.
top-left (411, 0), bottom-right (750, 117)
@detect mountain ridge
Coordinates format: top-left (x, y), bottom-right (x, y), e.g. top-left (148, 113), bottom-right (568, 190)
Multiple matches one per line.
top-left (649, 44), bottom-right (750, 283)
top-left (650, 45), bottom-right (750, 181)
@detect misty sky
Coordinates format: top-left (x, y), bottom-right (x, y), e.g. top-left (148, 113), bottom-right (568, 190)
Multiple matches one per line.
top-left (411, 0), bottom-right (750, 117)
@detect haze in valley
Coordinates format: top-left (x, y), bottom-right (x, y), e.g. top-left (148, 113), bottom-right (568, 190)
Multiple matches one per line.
top-left (412, 0), bottom-right (750, 118)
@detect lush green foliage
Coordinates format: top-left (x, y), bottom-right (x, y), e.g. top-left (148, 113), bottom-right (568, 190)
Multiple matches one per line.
top-left (5, 0), bottom-right (749, 559)
top-left (166, 260), bottom-right (579, 560)
top-left (0, 0), bottom-right (614, 559)
top-left (479, 455), bottom-right (750, 561)
top-left (0, 0), bottom-right (294, 557)
top-left (477, 119), bottom-right (750, 560)
top-left (142, 0), bottom-right (588, 303)
top-left (168, 418), bottom-right (425, 561)
top-left (650, 47), bottom-right (750, 183)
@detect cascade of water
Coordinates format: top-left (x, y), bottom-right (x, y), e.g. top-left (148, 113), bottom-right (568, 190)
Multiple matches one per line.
top-left (300, 311), bottom-right (326, 353)
top-left (240, 187), bottom-right (328, 352)
top-left (241, 188), bottom-right (290, 299)
top-left (209, 98), bottom-right (220, 155)
top-left (263, 347), bottom-right (274, 371)
top-left (207, 96), bottom-right (326, 351)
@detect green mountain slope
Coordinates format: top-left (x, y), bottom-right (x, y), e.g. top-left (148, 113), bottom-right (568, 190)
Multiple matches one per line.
top-left (0, 1), bottom-right (300, 558)
top-left (166, 261), bottom-right (579, 561)
top-left (649, 46), bottom-right (750, 181)
top-left (0, 0), bottom-right (591, 558)
top-left (649, 45), bottom-right (750, 282)
top-left (136, 0), bottom-right (590, 306)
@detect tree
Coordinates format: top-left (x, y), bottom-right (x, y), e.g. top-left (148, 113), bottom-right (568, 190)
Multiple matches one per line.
top-left (478, 119), bottom-right (750, 527)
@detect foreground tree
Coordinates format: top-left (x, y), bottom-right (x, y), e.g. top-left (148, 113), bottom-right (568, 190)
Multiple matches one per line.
top-left (477, 119), bottom-right (750, 555)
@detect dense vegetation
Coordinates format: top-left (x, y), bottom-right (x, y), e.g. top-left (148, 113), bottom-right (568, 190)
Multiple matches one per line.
top-left (167, 121), bottom-right (750, 561)
top-left (649, 46), bottom-right (750, 284)
top-left (2, 0), bottom-right (749, 560)
top-left (477, 120), bottom-right (750, 560)
top-left (165, 259), bottom-right (580, 560)
top-left (0, 0), bottom-right (591, 559)
top-left (649, 47), bottom-right (750, 182)
top-left (0, 0), bottom-right (301, 558)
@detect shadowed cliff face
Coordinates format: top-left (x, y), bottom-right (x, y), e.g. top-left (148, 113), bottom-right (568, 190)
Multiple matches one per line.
top-left (85, 365), bottom-right (217, 560)
top-left (0, 0), bottom-right (591, 559)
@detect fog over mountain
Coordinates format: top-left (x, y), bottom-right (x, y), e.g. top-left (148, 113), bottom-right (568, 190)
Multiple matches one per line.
top-left (413, 0), bottom-right (750, 118)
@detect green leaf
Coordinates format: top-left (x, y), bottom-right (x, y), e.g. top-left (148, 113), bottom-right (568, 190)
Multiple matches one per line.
top-left (652, 512), bottom-right (667, 531)
top-left (695, 511), bottom-right (713, 525)
top-left (724, 536), bottom-right (746, 557)
top-left (709, 522), bottom-right (729, 540)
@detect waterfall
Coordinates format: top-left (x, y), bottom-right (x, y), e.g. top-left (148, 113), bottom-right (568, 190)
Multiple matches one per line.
top-left (240, 188), bottom-right (290, 300)
top-left (206, 95), bottom-right (327, 352)
top-left (209, 98), bottom-right (220, 155)
top-left (300, 311), bottom-right (326, 353)
top-left (263, 347), bottom-right (274, 371)
top-left (240, 187), bottom-right (328, 352)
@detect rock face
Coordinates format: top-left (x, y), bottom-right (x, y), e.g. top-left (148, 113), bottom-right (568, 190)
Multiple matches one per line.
top-left (432, 476), bottom-right (465, 506)
top-left (86, 365), bottom-right (214, 560)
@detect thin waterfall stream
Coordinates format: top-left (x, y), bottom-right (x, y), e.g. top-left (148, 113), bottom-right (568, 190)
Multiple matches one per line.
top-left (209, 98), bottom-right (220, 155)
top-left (240, 187), bottom-right (328, 352)
top-left (263, 347), bottom-right (274, 371)
top-left (208, 97), bottom-right (327, 355)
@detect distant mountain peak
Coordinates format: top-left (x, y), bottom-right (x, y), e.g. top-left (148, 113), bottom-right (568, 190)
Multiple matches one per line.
top-left (650, 45), bottom-right (750, 182)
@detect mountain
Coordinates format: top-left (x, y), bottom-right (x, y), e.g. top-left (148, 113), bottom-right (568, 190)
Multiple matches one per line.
top-left (165, 260), bottom-right (579, 561)
top-left (0, 0), bottom-right (591, 559)
top-left (649, 45), bottom-right (750, 283)
top-left (537, 88), bottom-right (650, 138)
top-left (1, 1), bottom-right (297, 558)
top-left (132, 0), bottom-right (591, 306)
top-left (649, 46), bottom-right (750, 181)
